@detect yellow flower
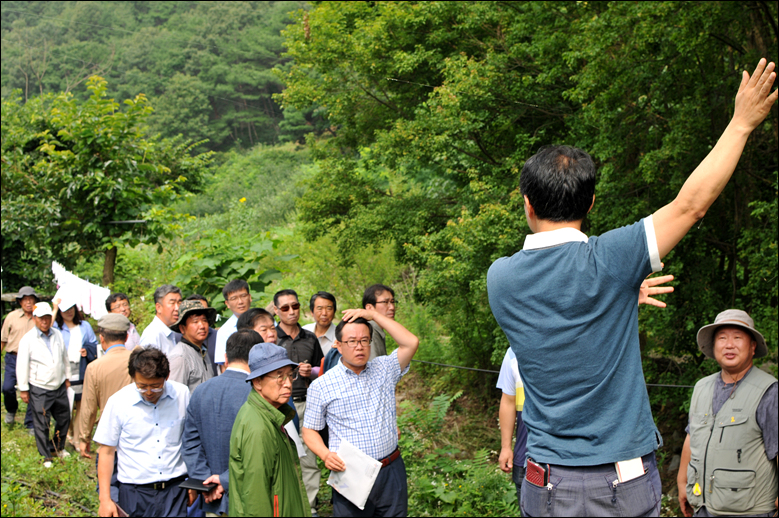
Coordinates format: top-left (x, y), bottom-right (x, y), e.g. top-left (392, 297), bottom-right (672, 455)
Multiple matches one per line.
top-left (239, 197), bottom-right (246, 203)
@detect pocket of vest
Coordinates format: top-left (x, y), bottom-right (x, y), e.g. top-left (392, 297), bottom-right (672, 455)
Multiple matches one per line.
top-left (716, 415), bottom-right (748, 443)
top-left (686, 463), bottom-right (702, 508)
top-left (709, 468), bottom-right (756, 513)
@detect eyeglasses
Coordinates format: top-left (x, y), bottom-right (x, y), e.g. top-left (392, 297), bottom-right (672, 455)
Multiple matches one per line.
top-left (134, 384), bottom-right (164, 394)
top-left (341, 338), bottom-right (371, 348)
top-left (375, 299), bottom-right (397, 306)
top-left (265, 369), bottom-right (299, 384)
top-left (227, 293), bottom-right (251, 303)
top-left (278, 303), bottom-right (301, 312)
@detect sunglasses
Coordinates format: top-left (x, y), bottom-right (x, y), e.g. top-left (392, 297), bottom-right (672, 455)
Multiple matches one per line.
top-left (278, 303), bottom-right (301, 312)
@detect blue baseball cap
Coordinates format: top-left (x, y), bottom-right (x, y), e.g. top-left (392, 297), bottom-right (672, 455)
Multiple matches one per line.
top-left (246, 343), bottom-right (299, 382)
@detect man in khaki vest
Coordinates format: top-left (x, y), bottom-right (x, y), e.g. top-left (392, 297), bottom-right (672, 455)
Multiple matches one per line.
top-left (677, 310), bottom-right (777, 517)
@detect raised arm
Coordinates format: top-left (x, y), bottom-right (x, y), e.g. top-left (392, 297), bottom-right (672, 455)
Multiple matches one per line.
top-left (653, 59), bottom-right (778, 259)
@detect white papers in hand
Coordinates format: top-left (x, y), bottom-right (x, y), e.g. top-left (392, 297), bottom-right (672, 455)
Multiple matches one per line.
top-left (284, 421), bottom-right (306, 458)
top-left (327, 439), bottom-right (382, 510)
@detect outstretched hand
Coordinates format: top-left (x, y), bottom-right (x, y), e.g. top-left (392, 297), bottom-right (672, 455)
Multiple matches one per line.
top-left (639, 267), bottom-right (674, 308)
top-left (732, 58), bottom-right (778, 134)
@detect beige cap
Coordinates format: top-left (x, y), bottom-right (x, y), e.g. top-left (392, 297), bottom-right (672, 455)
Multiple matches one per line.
top-left (97, 313), bottom-right (131, 332)
top-left (696, 309), bottom-right (767, 359)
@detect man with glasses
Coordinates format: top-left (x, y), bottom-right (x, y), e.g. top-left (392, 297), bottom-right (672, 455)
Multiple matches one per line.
top-left (362, 284), bottom-right (397, 360)
top-left (105, 293), bottom-right (141, 351)
top-left (273, 289), bottom-right (323, 516)
top-left (95, 347), bottom-right (192, 517)
top-left (229, 342), bottom-right (310, 517)
top-left (302, 309), bottom-right (419, 517)
top-left (140, 285), bottom-right (183, 356)
top-left (214, 280), bottom-right (252, 373)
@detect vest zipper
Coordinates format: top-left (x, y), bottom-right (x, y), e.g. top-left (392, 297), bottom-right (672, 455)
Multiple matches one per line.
top-left (701, 412), bottom-right (716, 504)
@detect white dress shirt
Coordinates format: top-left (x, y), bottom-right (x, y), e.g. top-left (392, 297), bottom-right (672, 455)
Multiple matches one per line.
top-left (139, 316), bottom-right (181, 356)
top-left (302, 322), bottom-right (336, 356)
top-left (16, 327), bottom-right (71, 391)
top-left (213, 314), bottom-right (238, 365)
top-left (93, 380), bottom-right (190, 484)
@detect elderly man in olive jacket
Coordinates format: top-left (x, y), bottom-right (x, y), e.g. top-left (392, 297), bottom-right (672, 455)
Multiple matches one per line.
top-left (229, 343), bottom-right (310, 517)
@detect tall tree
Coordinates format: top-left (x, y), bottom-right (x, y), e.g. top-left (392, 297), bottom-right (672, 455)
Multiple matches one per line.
top-left (1, 76), bottom-right (213, 287)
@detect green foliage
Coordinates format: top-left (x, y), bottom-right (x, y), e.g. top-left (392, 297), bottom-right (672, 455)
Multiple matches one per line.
top-left (279, 0), bottom-right (779, 369)
top-left (1, 76), bottom-right (213, 288)
top-left (0, 1), bottom-right (318, 151)
top-left (398, 392), bottom-right (518, 517)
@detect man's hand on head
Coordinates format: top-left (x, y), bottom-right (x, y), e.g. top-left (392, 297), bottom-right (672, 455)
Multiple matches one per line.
top-left (341, 308), bottom-right (375, 322)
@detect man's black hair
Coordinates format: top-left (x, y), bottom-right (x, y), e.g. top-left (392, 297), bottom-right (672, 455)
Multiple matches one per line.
top-left (222, 279), bottom-right (250, 300)
top-left (154, 284), bottom-right (182, 305)
top-left (335, 317), bottom-right (373, 342)
top-left (105, 293), bottom-right (129, 312)
top-left (128, 347), bottom-right (170, 379)
top-left (309, 291), bottom-right (337, 313)
top-left (362, 284), bottom-right (395, 308)
top-left (186, 293), bottom-right (209, 305)
top-left (273, 289), bottom-right (299, 307)
top-left (98, 327), bottom-right (128, 344)
top-left (226, 329), bottom-right (261, 363)
top-left (237, 308), bottom-right (275, 331)
top-left (519, 145), bottom-right (597, 223)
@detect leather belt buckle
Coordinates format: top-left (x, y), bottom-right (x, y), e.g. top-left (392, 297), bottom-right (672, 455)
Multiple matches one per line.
top-left (380, 448), bottom-right (400, 468)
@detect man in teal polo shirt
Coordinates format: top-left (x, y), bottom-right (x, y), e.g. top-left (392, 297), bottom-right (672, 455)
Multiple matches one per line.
top-left (487, 59), bottom-right (777, 516)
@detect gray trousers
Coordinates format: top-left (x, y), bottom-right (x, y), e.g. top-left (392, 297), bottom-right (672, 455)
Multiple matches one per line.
top-left (29, 383), bottom-right (70, 459)
top-left (520, 452), bottom-right (661, 517)
top-left (294, 399), bottom-right (321, 513)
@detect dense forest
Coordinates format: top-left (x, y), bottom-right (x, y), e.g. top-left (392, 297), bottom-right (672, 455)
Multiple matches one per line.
top-left (2, 2), bottom-right (778, 516)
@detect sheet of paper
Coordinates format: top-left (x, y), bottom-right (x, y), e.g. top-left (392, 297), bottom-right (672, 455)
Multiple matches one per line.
top-left (327, 439), bottom-right (382, 510)
top-left (67, 386), bottom-right (75, 413)
top-left (284, 421), bottom-right (306, 458)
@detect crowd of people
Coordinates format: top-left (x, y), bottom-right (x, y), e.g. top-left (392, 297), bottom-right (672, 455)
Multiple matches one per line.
top-left (1, 59), bottom-right (777, 518)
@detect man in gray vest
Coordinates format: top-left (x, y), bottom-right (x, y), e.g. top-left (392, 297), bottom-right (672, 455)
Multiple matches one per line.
top-left (677, 309), bottom-right (777, 517)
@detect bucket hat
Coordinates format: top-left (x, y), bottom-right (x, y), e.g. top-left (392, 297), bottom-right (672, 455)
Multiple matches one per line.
top-left (169, 299), bottom-right (216, 332)
top-left (246, 342), bottom-right (299, 382)
top-left (16, 286), bottom-right (39, 300)
top-left (696, 309), bottom-right (767, 359)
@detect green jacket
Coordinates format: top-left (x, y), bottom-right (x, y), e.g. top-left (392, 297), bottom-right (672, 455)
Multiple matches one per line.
top-left (229, 391), bottom-right (310, 517)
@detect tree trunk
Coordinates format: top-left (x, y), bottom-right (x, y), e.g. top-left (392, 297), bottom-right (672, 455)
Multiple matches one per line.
top-left (102, 246), bottom-right (117, 287)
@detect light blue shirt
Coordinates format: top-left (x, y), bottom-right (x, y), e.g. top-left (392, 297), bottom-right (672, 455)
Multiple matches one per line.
top-left (36, 327), bottom-right (53, 353)
top-left (93, 380), bottom-right (190, 484)
top-left (139, 316), bottom-right (181, 356)
top-left (213, 314), bottom-right (238, 365)
top-left (304, 350), bottom-right (409, 460)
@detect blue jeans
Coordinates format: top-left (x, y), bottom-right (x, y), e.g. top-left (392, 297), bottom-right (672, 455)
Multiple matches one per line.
top-left (520, 452), bottom-right (661, 517)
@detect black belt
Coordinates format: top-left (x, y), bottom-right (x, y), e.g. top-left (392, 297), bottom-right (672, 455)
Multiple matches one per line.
top-left (293, 396), bottom-right (306, 402)
top-left (131, 475), bottom-right (187, 490)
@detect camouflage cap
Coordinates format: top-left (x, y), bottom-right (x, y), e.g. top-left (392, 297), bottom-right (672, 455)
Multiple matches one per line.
top-left (169, 299), bottom-right (216, 332)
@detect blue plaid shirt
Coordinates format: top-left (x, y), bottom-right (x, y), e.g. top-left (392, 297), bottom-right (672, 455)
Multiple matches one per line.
top-left (304, 350), bottom-right (409, 460)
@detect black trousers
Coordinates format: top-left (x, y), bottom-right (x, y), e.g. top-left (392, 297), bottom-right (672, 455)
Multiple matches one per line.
top-left (28, 383), bottom-right (70, 459)
top-left (118, 479), bottom-right (188, 517)
top-left (2, 353), bottom-right (34, 427)
top-left (332, 455), bottom-right (408, 517)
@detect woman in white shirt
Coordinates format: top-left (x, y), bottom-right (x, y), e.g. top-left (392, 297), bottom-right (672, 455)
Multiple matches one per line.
top-left (52, 297), bottom-right (98, 449)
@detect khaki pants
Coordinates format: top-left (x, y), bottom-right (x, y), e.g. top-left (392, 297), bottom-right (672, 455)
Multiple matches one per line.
top-left (293, 399), bottom-right (321, 513)
top-left (68, 400), bottom-right (81, 446)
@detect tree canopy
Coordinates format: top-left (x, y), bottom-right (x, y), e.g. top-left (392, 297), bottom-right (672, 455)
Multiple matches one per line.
top-left (277, 1), bottom-right (778, 366)
top-left (1, 76), bottom-right (213, 286)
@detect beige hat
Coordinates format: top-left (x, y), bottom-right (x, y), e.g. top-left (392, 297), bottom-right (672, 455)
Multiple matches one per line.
top-left (98, 313), bottom-right (131, 333)
top-left (696, 309), bottom-right (767, 359)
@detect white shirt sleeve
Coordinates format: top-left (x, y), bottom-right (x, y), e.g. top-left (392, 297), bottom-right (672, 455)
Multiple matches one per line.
top-left (643, 215), bottom-right (662, 273)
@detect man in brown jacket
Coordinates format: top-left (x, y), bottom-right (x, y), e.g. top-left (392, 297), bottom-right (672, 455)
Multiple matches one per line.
top-left (78, 314), bottom-right (133, 458)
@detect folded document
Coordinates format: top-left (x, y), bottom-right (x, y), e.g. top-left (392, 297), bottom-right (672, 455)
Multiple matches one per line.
top-left (327, 440), bottom-right (382, 510)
